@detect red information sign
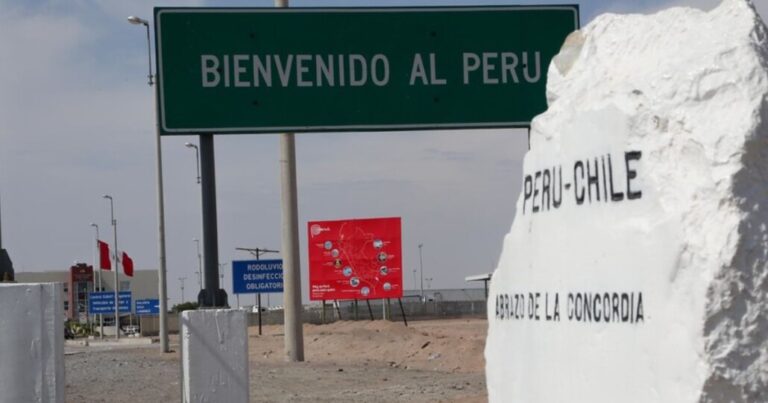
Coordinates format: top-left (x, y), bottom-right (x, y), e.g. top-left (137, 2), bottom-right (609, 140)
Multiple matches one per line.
top-left (308, 217), bottom-right (402, 301)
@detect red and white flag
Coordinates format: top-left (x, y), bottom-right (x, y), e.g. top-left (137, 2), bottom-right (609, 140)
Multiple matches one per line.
top-left (122, 252), bottom-right (134, 277)
top-left (98, 240), bottom-right (111, 270)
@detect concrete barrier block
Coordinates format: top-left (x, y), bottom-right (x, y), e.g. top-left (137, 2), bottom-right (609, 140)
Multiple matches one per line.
top-left (0, 283), bottom-right (64, 403)
top-left (181, 309), bottom-right (249, 403)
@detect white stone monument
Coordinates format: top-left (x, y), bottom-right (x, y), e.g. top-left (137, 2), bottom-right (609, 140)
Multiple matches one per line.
top-left (181, 309), bottom-right (249, 403)
top-left (486, 0), bottom-right (768, 401)
top-left (0, 283), bottom-right (64, 403)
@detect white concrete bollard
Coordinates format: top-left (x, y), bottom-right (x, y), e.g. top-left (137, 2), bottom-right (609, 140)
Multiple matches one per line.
top-left (0, 283), bottom-right (64, 403)
top-left (181, 309), bottom-right (249, 403)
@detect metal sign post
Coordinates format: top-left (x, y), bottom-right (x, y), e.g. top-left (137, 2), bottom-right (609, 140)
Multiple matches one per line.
top-left (197, 134), bottom-right (227, 307)
top-left (257, 293), bottom-right (262, 335)
top-left (398, 298), bottom-right (408, 327)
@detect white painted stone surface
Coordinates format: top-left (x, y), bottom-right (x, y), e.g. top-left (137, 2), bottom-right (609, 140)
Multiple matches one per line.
top-left (181, 309), bottom-right (249, 403)
top-left (486, 1), bottom-right (768, 401)
top-left (0, 283), bottom-right (64, 403)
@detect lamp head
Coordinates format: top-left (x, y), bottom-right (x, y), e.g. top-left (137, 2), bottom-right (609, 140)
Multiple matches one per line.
top-left (102, 195), bottom-right (112, 200)
top-left (127, 16), bottom-right (148, 26)
top-left (185, 142), bottom-right (197, 149)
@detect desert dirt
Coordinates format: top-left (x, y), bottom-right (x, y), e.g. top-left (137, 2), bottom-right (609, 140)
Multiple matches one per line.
top-left (65, 318), bottom-right (488, 402)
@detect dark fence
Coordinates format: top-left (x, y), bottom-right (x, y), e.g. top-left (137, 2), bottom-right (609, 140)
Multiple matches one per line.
top-left (247, 298), bottom-right (488, 326)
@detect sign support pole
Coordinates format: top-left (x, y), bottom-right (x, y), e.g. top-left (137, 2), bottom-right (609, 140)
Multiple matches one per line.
top-left (277, 0), bottom-right (304, 362)
top-left (258, 293), bottom-right (262, 336)
top-left (321, 300), bottom-right (326, 324)
top-left (198, 134), bottom-right (227, 307)
top-left (366, 300), bottom-right (374, 321)
top-left (334, 300), bottom-right (342, 321)
top-left (279, 130), bottom-right (304, 361)
top-left (398, 298), bottom-right (408, 327)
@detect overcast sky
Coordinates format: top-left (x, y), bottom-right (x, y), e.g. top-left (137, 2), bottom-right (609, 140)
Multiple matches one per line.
top-left (0, 0), bottom-right (763, 305)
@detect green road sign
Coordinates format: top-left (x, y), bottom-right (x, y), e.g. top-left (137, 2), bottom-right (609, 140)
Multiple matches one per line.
top-left (155, 6), bottom-right (579, 135)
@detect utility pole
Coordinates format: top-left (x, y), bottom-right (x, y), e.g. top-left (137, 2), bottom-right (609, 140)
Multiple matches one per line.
top-left (235, 247), bottom-right (279, 260)
top-left (179, 277), bottom-right (187, 303)
top-left (235, 247), bottom-right (278, 310)
top-left (236, 247), bottom-right (279, 306)
top-left (236, 247), bottom-right (278, 335)
top-left (418, 243), bottom-right (425, 303)
top-left (194, 238), bottom-right (203, 292)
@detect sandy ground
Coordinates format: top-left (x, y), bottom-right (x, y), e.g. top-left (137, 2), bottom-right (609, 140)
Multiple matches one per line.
top-left (65, 318), bottom-right (487, 402)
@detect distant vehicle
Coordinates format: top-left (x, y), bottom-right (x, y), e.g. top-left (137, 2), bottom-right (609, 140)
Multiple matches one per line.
top-left (124, 325), bottom-right (139, 336)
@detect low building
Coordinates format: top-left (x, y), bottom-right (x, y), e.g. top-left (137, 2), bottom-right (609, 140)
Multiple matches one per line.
top-left (16, 264), bottom-right (158, 324)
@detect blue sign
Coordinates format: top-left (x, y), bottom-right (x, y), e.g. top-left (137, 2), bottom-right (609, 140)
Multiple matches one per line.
top-left (89, 291), bottom-right (131, 314)
top-left (232, 259), bottom-right (283, 294)
top-left (135, 299), bottom-right (160, 315)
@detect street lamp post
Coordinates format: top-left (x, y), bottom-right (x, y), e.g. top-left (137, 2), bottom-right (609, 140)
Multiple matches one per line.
top-left (127, 16), bottom-right (153, 86)
top-left (218, 262), bottom-right (226, 292)
top-left (103, 195), bottom-right (119, 341)
top-left (179, 277), bottom-right (187, 303)
top-left (90, 223), bottom-right (104, 339)
top-left (185, 143), bottom-right (201, 184)
top-left (194, 238), bottom-right (203, 292)
top-left (418, 243), bottom-right (425, 303)
top-left (127, 14), bottom-right (170, 353)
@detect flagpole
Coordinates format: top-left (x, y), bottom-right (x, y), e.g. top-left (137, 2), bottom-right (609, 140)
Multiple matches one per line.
top-left (90, 223), bottom-right (103, 339)
top-left (124, 253), bottom-right (133, 331)
top-left (99, 249), bottom-right (104, 339)
top-left (104, 195), bottom-right (119, 341)
top-left (90, 225), bottom-right (96, 332)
